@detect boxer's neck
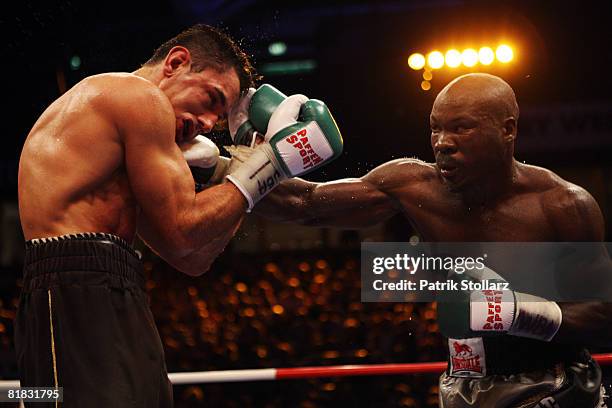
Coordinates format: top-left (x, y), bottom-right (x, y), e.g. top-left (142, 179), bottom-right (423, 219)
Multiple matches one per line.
top-left (459, 159), bottom-right (517, 209)
top-left (132, 65), bottom-right (163, 85)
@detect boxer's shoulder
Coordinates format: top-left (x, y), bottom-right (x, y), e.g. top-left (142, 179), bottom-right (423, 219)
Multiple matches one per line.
top-left (79, 72), bottom-right (157, 89)
top-left (78, 73), bottom-right (174, 138)
top-left (518, 163), bottom-right (593, 204)
top-left (364, 158), bottom-right (436, 188)
top-left (362, 158), bottom-right (437, 201)
top-left (519, 163), bottom-right (604, 239)
top-left (74, 73), bottom-right (173, 117)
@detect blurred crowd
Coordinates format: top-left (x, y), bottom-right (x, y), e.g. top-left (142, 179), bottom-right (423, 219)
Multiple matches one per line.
top-left (148, 249), bottom-right (445, 407)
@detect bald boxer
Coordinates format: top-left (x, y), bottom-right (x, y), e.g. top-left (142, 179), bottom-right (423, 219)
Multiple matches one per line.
top-left (257, 73), bottom-right (611, 407)
top-left (16, 24), bottom-right (343, 407)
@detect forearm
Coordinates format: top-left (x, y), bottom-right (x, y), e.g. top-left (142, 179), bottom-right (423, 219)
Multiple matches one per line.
top-left (256, 177), bottom-right (396, 228)
top-left (182, 182), bottom-right (246, 247)
top-left (173, 225), bottom-right (239, 275)
top-left (554, 302), bottom-right (612, 347)
top-left (255, 178), bottom-right (318, 223)
top-left (139, 182), bottom-right (245, 269)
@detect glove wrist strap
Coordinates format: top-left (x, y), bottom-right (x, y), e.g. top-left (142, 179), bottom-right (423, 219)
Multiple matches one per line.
top-left (226, 145), bottom-right (285, 211)
top-left (208, 157), bottom-right (230, 185)
top-left (508, 293), bottom-right (562, 341)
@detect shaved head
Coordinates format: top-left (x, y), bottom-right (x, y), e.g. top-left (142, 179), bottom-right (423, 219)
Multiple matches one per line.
top-left (429, 73), bottom-right (520, 191)
top-left (434, 73), bottom-right (519, 124)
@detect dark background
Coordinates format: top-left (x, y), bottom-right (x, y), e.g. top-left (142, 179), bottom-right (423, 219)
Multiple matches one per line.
top-left (4, 0), bottom-right (612, 198)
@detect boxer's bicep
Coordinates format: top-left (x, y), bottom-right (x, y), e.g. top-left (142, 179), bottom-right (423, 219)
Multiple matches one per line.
top-left (546, 186), bottom-right (612, 345)
top-left (127, 140), bottom-right (196, 256)
top-left (546, 185), bottom-right (605, 241)
top-left (555, 302), bottom-right (612, 346)
top-left (116, 88), bottom-right (196, 256)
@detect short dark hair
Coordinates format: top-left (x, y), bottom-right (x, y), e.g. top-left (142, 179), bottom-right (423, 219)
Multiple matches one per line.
top-left (145, 24), bottom-right (259, 93)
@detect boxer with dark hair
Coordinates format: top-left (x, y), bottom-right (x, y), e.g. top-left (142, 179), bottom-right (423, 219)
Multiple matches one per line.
top-left (257, 73), bottom-right (610, 407)
top-left (17, 23), bottom-right (342, 407)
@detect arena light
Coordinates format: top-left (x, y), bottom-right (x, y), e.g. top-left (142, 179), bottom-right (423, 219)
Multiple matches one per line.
top-left (268, 41), bottom-right (287, 56)
top-left (69, 55), bottom-right (81, 70)
top-left (426, 51), bottom-right (444, 69)
top-left (478, 47), bottom-right (495, 65)
top-left (496, 44), bottom-right (514, 63)
top-left (444, 49), bottom-right (462, 68)
top-left (461, 48), bottom-right (478, 67)
top-left (407, 42), bottom-right (516, 89)
top-left (260, 60), bottom-right (317, 76)
top-left (408, 53), bottom-right (426, 70)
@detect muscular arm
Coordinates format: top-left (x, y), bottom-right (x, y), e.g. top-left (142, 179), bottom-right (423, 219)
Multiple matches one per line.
top-left (255, 159), bottom-right (420, 229)
top-left (112, 79), bottom-right (246, 276)
top-left (546, 186), bottom-right (612, 347)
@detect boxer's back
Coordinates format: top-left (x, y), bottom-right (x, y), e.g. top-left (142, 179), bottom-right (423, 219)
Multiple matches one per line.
top-left (19, 73), bottom-right (141, 241)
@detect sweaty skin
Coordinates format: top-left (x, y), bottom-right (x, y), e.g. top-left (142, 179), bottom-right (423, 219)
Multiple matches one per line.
top-left (19, 47), bottom-right (247, 275)
top-left (256, 73), bottom-right (611, 346)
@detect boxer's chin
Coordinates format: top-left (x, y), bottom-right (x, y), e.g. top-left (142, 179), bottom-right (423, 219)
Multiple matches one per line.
top-left (442, 172), bottom-right (468, 192)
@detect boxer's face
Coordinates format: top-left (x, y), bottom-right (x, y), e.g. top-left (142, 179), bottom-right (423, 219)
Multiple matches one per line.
top-left (159, 50), bottom-right (241, 143)
top-left (430, 95), bottom-right (508, 191)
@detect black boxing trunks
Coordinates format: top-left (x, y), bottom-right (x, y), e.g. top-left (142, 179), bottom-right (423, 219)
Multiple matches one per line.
top-left (440, 336), bottom-right (608, 407)
top-left (14, 233), bottom-right (173, 408)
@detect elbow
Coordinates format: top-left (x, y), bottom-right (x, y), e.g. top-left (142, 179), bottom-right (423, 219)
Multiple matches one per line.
top-left (299, 216), bottom-right (325, 227)
top-left (174, 258), bottom-right (212, 277)
top-left (178, 249), bottom-right (218, 277)
top-left (182, 266), bottom-right (210, 277)
top-left (283, 194), bottom-right (319, 225)
top-left (162, 245), bottom-right (213, 277)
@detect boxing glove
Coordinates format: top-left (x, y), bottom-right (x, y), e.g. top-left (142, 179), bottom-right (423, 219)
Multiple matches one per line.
top-left (226, 94), bottom-right (343, 210)
top-left (180, 135), bottom-right (228, 191)
top-left (229, 84), bottom-right (294, 146)
top-left (437, 270), bottom-right (562, 342)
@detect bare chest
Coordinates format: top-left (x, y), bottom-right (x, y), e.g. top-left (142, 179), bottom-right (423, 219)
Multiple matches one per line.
top-left (398, 191), bottom-right (557, 242)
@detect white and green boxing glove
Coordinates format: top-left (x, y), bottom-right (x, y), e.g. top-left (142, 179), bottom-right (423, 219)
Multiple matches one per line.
top-left (229, 84), bottom-right (287, 147)
top-left (228, 88), bottom-right (259, 147)
top-left (226, 94), bottom-right (343, 210)
top-left (437, 269), bottom-right (563, 342)
top-left (180, 135), bottom-right (229, 191)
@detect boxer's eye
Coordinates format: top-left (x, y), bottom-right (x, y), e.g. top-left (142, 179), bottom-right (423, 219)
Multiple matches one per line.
top-left (454, 123), bottom-right (473, 133)
top-left (213, 118), bottom-right (228, 131)
top-left (209, 91), bottom-right (218, 106)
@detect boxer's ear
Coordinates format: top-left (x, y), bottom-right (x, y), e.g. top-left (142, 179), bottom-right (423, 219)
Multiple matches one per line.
top-left (163, 46), bottom-right (191, 76)
top-left (503, 117), bottom-right (517, 142)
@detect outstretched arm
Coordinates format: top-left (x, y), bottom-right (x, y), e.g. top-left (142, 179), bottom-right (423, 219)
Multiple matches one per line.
top-left (255, 160), bottom-right (413, 229)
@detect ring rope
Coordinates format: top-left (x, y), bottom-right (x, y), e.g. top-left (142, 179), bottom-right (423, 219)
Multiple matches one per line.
top-left (1, 353), bottom-right (610, 389)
